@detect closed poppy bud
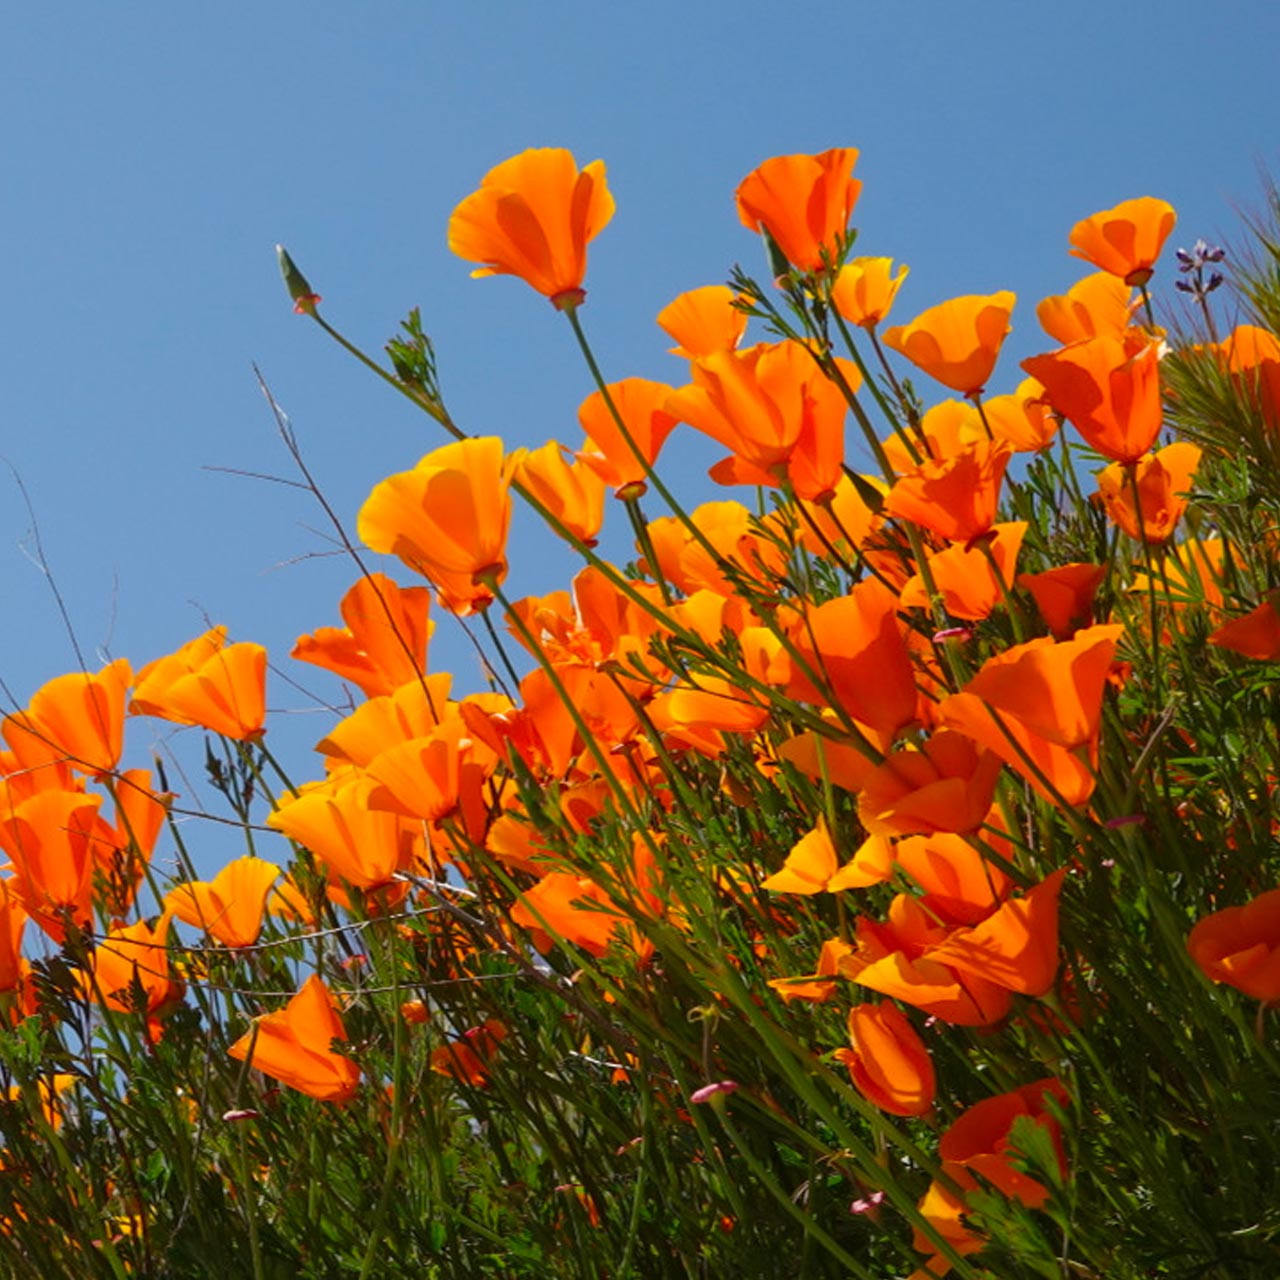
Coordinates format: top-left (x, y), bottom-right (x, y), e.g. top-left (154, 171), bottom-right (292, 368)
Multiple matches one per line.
top-left (836, 1002), bottom-right (935, 1116)
top-left (1068, 196), bottom-right (1177, 287)
top-left (447, 148), bottom-right (614, 308)
top-left (276, 244), bottom-right (321, 314)
top-left (831, 257), bottom-right (908, 329)
top-left (1095, 442), bottom-right (1201, 543)
top-left (735, 149), bottom-right (862, 275)
top-left (400, 998), bottom-right (429, 1025)
top-left (1189, 888), bottom-right (1280, 1001)
top-left (882, 292), bottom-right (1016, 397)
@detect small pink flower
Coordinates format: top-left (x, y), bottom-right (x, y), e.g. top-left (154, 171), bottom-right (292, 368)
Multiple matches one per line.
top-left (690, 1080), bottom-right (740, 1104)
top-left (850, 1192), bottom-right (885, 1215)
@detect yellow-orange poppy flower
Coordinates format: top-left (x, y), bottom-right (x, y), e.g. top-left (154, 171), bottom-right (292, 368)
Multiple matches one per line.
top-left (165, 856), bottom-right (281, 948)
top-left (1189, 888), bottom-right (1280, 1000)
top-left (509, 441), bottom-right (606, 546)
top-left (1068, 196), bottom-right (1176, 286)
top-left (831, 256), bottom-right (908, 329)
top-left (882, 292), bottom-right (1016, 397)
top-left (899, 521), bottom-right (1027, 621)
top-left (447, 148), bottom-right (614, 308)
top-left (83, 913), bottom-right (184, 1042)
top-left (228, 975), bottom-right (360, 1103)
top-left (1037, 272), bottom-right (1135, 345)
top-left (1016, 562), bottom-right (1105, 640)
top-left (656, 285), bottom-right (748, 358)
top-left (884, 440), bottom-right (1012, 543)
top-left (1095, 442), bottom-right (1201, 543)
top-left (358, 437), bottom-right (512, 616)
top-left (835, 1002), bottom-right (935, 1117)
top-left (577, 378), bottom-right (679, 499)
top-left (735, 148), bottom-right (862, 275)
top-left (1207, 592), bottom-right (1280, 660)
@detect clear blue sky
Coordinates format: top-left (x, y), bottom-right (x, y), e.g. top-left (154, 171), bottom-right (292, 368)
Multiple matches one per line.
top-left (1, 2), bottom-right (1277, 858)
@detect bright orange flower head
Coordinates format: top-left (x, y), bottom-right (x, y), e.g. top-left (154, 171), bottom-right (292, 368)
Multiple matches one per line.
top-left (131, 628), bottom-right (266, 741)
top-left (1208, 591), bottom-right (1280, 661)
top-left (577, 378), bottom-right (679, 499)
top-left (1016, 562), bottom-right (1105, 640)
top-left (980, 379), bottom-right (1059, 453)
top-left (1022, 329), bottom-right (1163, 464)
top-left (165, 856), bottom-right (281, 949)
top-left (882, 292), bottom-right (1016, 397)
top-left (1037, 272), bottom-right (1135, 346)
top-left (82, 913), bottom-right (184, 1041)
top-left (1210, 324), bottom-right (1280, 433)
top-left (228, 974), bottom-right (360, 1103)
top-left (1188, 888), bottom-right (1280, 1001)
top-left (430, 1019), bottom-right (508, 1088)
top-left (835, 1002), bottom-right (935, 1117)
top-left (830, 257), bottom-right (908, 329)
top-left (447, 148), bottom-right (614, 308)
top-left (1095, 442), bottom-right (1201, 543)
top-left (883, 440), bottom-right (1012, 543)
top-left (734, 148), bottom-right (862, 275)
top-left (1068, 196), bottom-right (1177, 287)
top-left (656, 286), bottom-right (748, 358)
top-left (899, 521), bottom-right (1027, 621)
top-left (510, 441), bottom-right (606, 546)
top-left (358, 437), bottom-right (513, 616)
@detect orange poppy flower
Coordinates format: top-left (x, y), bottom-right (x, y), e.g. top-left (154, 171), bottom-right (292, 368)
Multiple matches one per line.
top-left (980, 379), bottom-right (1059, 453)
top-left (510, 441), bottom-right (606, 546)
top-left (1021, 329), bottom-right (1163, 464)
top-left (734, 148), bottom-right (862, 274)
top-left (758, 818), bottom-right (879, 894)
top-left (882, 292), bottom-right (1016, 397)
top-left (4, 659), bottom-right (132, 778)
top-left (358, 437), bottom-right (513, 616)
top-left (883, 440), bottom-right (1012, 543)
top-left (0, 882), bottom-right (28, 994)
top-left (835, 1002), bottom-right (935, 1117)
top-left (642, 502), bottom-right (787, 597)
top-left (131, 628), bottom-right (266, 741)
top-left (852, 944), bottom-right (1013, 1028)
top-left (1210, 324), bottom-right (1280, 433)
top-left (894, 829), bottom-right (1012, 927)
top-left (82, 913), bottom-right (183, 1041)
top-left (1095, 442), bottom-right (1201, 543)
top-left (430, 1019), bottom-right (508, 1087)
top-left (229, 974), bottom-right (360, 1103)
top-left (1207, 591), bottom-right (1280, 660)
top-left (164, 856), bottom-right (281, 948)
top-left (656, 286), bottom-right (748, 358)
top-left (1068, 196), bottom-right (1176, 287)
top-left (1188, 888), bottom-right (1280, 1000)
top-left (291, 573), bottom-right (433, 699)
top-left (1037, 272), bottom-right (1135, 345)
top-left (1016, 562), bottom-right (1105, 639)
top-left (447, 148), bottom-right (614, 308)
top-left (898, 521), bottom-right (1027, 621)
top-left (830, 257), bottom-right (908, 329)
top-left (577, 377), bottom-right (679, 499)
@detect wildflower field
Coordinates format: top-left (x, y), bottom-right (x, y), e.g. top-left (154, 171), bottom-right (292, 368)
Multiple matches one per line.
top-left (4, 145), bottom-right (1280, 1278)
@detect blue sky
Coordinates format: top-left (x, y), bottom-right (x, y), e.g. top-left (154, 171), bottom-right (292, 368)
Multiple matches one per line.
top-left (1, 2), bottom-right (1277, 857)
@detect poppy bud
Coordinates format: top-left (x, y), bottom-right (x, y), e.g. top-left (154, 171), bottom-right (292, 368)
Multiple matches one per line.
top-left (276, 244), bottom-right (321, 314)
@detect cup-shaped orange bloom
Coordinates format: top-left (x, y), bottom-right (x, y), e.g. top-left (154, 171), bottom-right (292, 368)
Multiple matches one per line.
top-left (577, 378), bottom-right (680, 499)
top-left (666, 341), bottom-right (855, 502)
top-left (643, 502), bottom-right (787, 597)
top-left (831, 257), bottom-right (908, 329)
top-left (4, 659), bottom-right (132, 778)
top-left (447, 148), bottom-right (614, 307)
top-left (0, 882), bottom-right (28, 994)
top-left (853, 947), bottom-right (1013, 1027)
top-left (83, 913), bottom-right (183, 1041)
top-left (882, 292), bottom-right (1016, 397)
top-left (657, 286), bottom-right (747, 358)
top-left (1207, 591), bottom-right (1280, 661)
top-left (836, 1002), bottom-right (935, 1117)
top-left (229, 974), bottom-right (359, 1103)
top-left (760, 819), bottom-right (844, 894)
top-left (430, 1019), bottom-right (508, 1087)
top-left (1017, 562), bottom-right (1105, 640)
top-left (981, 379), bottom-right (1059, 453)
top-left (1095, 442), bottom-right (1201, 543)
top-left (884, 441), bottom-right (1012, 543)
top-left (734, 148), bottom-right (861, 274)
top-left (857, 732), bottom-right (1004, 838)
top-left (291, 573), bottom-right (432, 699)
top-left (1188, 888), bottom-right (1280, 1000)
top-left (1068, 196), bottom-right (1176, 287)
top-left (131, 628), bottom-right (266, 741)
top-left (899, 521), bottom-right (1027, 621)
top-left (358, 437), bottom-right (513, 616)
top-left (895, 830), bottom-right (1012, 927)
top-left (510, 441), bottom-right (606, 546)
top-left (1037, 272), bottom-right (1135, 345)
top-left (165, 856), bottom-right (281, 948)
top-left (1021, 329), bottom-right (1163, 464)
top-left (1211, 324), bottom-right (1280, 433)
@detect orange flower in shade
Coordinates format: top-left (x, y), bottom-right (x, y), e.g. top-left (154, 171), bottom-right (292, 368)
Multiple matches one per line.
top-left (430, 1019), bottom-right (508, 1087)
top-left (857, 732), bottom-right (1004, 838)
top-left (1208, 591), bottom-right (1280, 660)
top-left (656, 286), bottom-right (747, 358)
top-left (164, 856), bottom-right (281, 949)
top-left (3, 659), bottom-right (132, 777)
top-left (894, 829), bottom-right (1012, 926)
top-left (577, 378), bottom-right (679, 499)
top-left (643, 502), bottom-right (787, 597)
top-left (835, 1003), bottom-right (935, 1117)
top-left (1210, 323), bottom-right (1280, 432)
top-left (1188, 888), bottom-right (1280, 1000)
top-left (928, 869), bottom-right (1067, 997)
top-left (1095, 442), bottom-right (1201, 543)
top-left (358, 437), bottom-right (513, 616)
top-left (1016, 562), bottom-right (1105, 639)
top-left (938, 624), bottom-right (1124, 806)
top-left (882, 292), bottom-right (1016, 397)
top-left (899, 521), bottom-right (1027, 621)
top-left (734, 148), bottom-right (862, 274)
top-left (447, 148), bottom-right (614, 308)
top-left (228, 975), bottom-right (360, 1103)
top-left (291, 573), bottom-right (433, 699)
top-left (131, 628), bottom-right (266, 741)
top-left (883, 441), bottom-right (1012, 543)
top-left (1037, 272), bottom-right (1135, 345)
top-left (1021, 329), bottom-right (1163, 464)
top-left (510, 441), bottom-right (606, 546)
top-left (666, 341), bottom-right (855, 502)
top-left (830, 257), bottom-right (908, 329)
top-left (759, 818), bottom-right (888, 894)
top-left (1068, 196), bottom-right (1177, 286)
top-left (0, 882), bottom-right (28, 994)
top-left (84, 914), bottom-right (185, 1035)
